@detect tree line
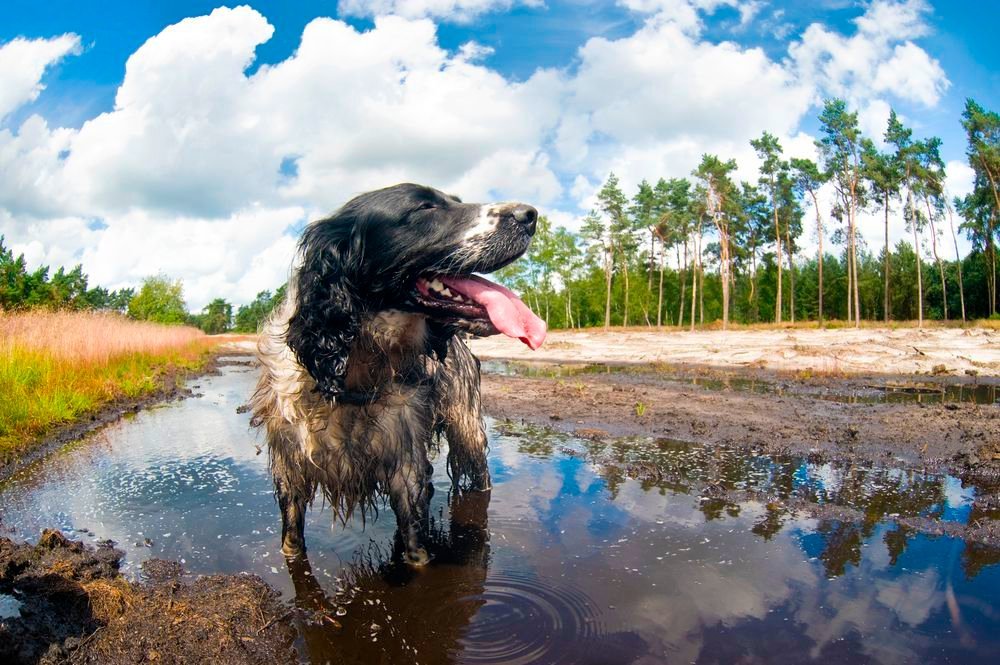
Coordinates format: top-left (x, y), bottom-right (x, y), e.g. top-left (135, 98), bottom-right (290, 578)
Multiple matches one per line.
top-left (0, 239), bottom-right (283, 334)
top-left (4, 97), bottom-right (997, 333)
top-left (498, 97), bottom-right (1000, 330)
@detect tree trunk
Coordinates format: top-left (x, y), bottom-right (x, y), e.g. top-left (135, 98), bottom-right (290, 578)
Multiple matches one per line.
top-left (603, 245), bottom-right (612, 331)
top-left (658, 248), bottom-right (665, 329)
top-left (883, 190), bottom-right (890, 323)
top-left (909, 189), bottom-right (924, 327)
top-left (785, 224), bottom-right (796, 323)
top-left (924, 195), bottom-right (947, 321)
top-left (677, 240), bottom-right (687, 327)
top-left (749, 238), bottom-right (759, 323)
top-left (772, 174), bottom-right (783, 324)
top-left (991, 212), bottom-right (997, 317)
top-left (623, 252), bottom-right (630, 328)
top-left (698, 227), bottom-right (704, 325)
top-left (689, 237), bottom-right (698, 332)
top-left (845, 193), bottom-right (853, 323)
top-left (846, 232), bottom-right (854, 323)
top-left (945, 204), bottom-right (966, 323)
top-left (849, 181), bottom-right (860, 327)
top-left (715, 220), bottom-right (730, 330)
top-left (810, 189), bottom-right (824, 325)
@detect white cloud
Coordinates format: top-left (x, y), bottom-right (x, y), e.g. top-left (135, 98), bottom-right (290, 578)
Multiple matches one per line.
top-left (0, 34), bottom-right (81, 121)
top-left (872, 42), bottom-right (948, 107)
top-left (553, 13), bottom-right (813, 196)
top-left (944, 160), bottom-right (975, 201)
top-left (338, 0), bottom-right (542, 22)
top-left (854, 0), bottom-right (931, 41)
top-left (789, 0), bottom-right (949, 108)
top-left (619, 0), bottom-right (763, 34)
top-left (61, 7), bottom-right (279, 218)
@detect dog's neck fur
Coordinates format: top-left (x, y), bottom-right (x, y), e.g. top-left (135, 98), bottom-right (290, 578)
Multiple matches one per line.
top-left (341, 310), bottom-right (433, 403)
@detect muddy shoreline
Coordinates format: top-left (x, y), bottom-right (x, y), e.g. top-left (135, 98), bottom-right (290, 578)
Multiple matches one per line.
top-left (479, 360), bottom-right (1000, 473)
top-left (0, 531), bottom-right (296, 664)
top-left (0, 350), bottom-right (253, 486)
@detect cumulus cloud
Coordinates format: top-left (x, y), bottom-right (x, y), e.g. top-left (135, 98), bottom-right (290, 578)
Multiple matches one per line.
top-left (338, 0), bottom-right (542, 22)
top-left (789, 0), bottom-right (949, 108)
top-left (0, 34), bottom-right (81, 121)
top-left (552, 8), bottom-right (813, 197)
top-left (0, 0), bottom-right (958, 308)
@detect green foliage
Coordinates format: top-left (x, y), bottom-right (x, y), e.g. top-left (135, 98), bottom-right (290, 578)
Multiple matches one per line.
top-left (128, 275), bottom-right (188, 324)
top-left (190, 298), bottom-right (233, 334)
top-left (232, 286), bottom-right (286, 332)
top-left (0, 236), bottom-right (133, 312)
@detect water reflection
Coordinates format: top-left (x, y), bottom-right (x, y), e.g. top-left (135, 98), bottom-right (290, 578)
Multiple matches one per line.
top-left (287, 489), bottom-right (647, 665)
top-left (0, 363), bottom-right (998, 662)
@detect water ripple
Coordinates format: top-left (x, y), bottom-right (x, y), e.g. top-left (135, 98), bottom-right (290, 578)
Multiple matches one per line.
top-left (459, 570), bottom-right (602, 665)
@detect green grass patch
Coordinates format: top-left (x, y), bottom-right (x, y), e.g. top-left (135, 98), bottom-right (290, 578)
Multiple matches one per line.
top-left (0, 343), bottom-right (216, 463)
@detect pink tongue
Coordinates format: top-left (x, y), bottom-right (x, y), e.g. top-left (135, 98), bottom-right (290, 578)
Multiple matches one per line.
top-left (438, 274), bottom-right (547, 349)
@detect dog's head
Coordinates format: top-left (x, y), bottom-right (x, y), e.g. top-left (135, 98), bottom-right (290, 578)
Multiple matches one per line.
top-left (286, 183), bottom-right (546, 400)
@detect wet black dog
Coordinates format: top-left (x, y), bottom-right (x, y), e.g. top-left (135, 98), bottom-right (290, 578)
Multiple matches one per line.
top-left (250, 183), bottom-right (545, 563)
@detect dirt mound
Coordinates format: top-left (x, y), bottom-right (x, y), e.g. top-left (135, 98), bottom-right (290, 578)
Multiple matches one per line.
top-left (0, 530), bottom-right (296, 664)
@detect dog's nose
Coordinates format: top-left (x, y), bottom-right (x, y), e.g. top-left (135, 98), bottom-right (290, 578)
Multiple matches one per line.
top-left (511, 204), bottom-right (538, 235)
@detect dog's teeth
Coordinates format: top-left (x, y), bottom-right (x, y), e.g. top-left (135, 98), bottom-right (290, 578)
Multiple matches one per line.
top-left (441, 288), bottom-right (452, 297)
top-left (430, 279), bottom-right (444, 291)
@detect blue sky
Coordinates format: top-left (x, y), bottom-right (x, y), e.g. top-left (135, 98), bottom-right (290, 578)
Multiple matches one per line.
top-left (1, 0), bottom-right (997, 307)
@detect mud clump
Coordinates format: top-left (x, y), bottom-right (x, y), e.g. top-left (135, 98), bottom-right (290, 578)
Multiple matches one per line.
top-left (0, 530), bottom-right (296, 664)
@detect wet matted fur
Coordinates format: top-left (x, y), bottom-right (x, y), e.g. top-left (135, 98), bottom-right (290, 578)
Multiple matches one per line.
top-left (250, 183), bottom-right (539, 564)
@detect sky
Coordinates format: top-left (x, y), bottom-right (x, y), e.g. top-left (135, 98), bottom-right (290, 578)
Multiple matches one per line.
top-left (1, 0), bottom-right (997, 310)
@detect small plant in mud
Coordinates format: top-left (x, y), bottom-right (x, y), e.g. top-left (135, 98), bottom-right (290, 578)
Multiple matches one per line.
top-left (634, 401), bottom-right (647, 417)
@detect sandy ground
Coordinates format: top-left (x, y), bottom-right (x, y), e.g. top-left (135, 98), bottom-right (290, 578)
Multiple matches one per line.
top-left (469, 327), bottom-right (1000, 377)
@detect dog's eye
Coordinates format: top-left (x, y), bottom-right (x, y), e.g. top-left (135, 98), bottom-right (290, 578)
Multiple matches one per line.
top-left (417, 202), bottom-right (438, 211)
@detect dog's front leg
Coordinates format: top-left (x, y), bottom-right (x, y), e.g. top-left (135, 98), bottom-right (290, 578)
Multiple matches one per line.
top-left (439, 339), bottom-right (492, 491)
top-left (387, 448), bottom-right (432, 566)
top-left (270, 434), bottom-right (314, 557)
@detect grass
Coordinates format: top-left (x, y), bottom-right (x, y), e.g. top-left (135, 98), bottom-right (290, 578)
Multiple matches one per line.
top-left (0, 310), bottom-right (221, 461)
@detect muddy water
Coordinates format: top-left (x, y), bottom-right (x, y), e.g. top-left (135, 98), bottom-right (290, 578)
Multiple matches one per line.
top-left (482, 359), bottom-right (1000, 405)
top-left (1, 361), bottom-right (999, 663)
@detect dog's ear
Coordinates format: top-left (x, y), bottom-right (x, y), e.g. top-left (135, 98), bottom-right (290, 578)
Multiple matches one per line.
top-left (285, 217), bottom-right (363, 402)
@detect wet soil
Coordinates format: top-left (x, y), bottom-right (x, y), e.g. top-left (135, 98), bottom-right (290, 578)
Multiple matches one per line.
top-left (0, 530), bottom-right (295, 664)
top-left (480, 361), bottom-right (1000, 474)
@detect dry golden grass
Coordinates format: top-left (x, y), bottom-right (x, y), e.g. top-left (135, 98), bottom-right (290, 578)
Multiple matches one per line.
top-left (0, 310), bottom-right (208, 361)
top-left (0, 311), bottom-right (220, 461)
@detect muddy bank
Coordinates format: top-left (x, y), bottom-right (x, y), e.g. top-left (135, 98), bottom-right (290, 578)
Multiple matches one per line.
top-left (0, 350), bottom-right (255, 485)
top-left (0, 530), bottom-right (295, 664)
top-left (480, 363), bottom-right (1000, 473)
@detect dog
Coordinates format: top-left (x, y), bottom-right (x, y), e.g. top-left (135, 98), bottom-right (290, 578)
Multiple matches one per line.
top-left (250, 183), bottom-right (546, 564)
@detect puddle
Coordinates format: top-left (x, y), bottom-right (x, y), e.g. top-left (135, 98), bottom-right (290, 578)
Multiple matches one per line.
top-left (482, 359), bottom-right (1000, 405)
top-left (1, 364), bottom-right (999, 662)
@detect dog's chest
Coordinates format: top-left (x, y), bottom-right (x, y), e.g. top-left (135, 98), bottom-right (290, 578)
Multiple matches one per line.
top-left (344, 310), bottom-right (430, 393)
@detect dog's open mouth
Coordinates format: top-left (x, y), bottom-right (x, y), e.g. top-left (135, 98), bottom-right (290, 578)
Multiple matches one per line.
top-left (414, 274), bottom-right (547, 349)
